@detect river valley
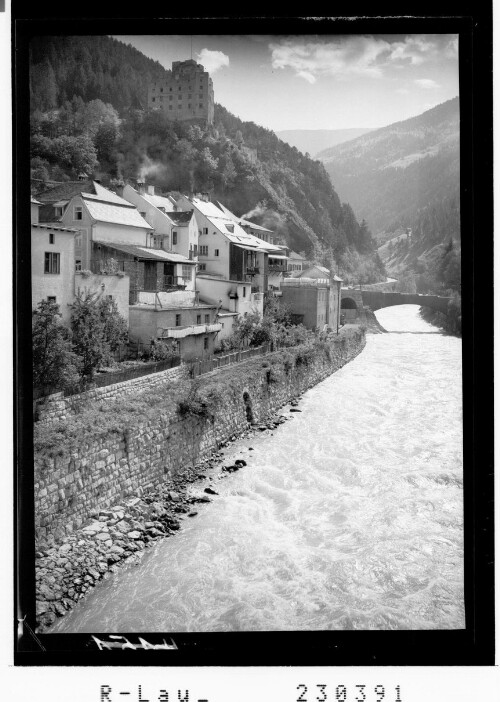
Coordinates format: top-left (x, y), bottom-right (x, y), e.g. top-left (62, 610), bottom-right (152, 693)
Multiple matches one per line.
top-left (50, 305), bottom-right (464, 632)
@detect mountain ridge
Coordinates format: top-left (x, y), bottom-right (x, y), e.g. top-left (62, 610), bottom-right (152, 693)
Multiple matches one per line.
top-left (317, 97), bottom-right (460, 236)
top-left (276, 128), bottom-right (375, 157)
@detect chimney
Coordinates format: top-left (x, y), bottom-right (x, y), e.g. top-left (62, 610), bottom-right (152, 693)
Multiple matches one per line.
top-left (201, 191), bottom-right (210, 202)
top-left (137, 178), bottom-right (146, 195)
top-left (147, 185), bottom-right (155, 196)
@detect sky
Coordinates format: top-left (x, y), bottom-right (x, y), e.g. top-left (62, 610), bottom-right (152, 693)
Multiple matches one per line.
top-left (114, 33), bottom-right (459, 132)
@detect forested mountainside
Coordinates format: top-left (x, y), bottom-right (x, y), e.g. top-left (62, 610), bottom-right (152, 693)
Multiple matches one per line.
top-left (29, 35), bottom-right (385, 283)
top-left (317, 98), bottom-right (460, 239)
top-left (276, 128), bottom-right (374, 158)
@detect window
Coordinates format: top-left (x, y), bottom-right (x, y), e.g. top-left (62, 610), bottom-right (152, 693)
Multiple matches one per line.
top-left (242, 286), bottom-right (246, 297)
top-left (54, 206), bottom-right (63, 218)
top-left (182, 265), bottom-right (192, 279)
top-left (214, 249), bottom-right (219, 257)
top-left (160, 88), bottom-right (163, 92)
top-left (75, 260), bottom-right (82, 271)
top-left (188, 104), bottom-right (191, 109)
top-left (47, 296), bottom-right (56, 303)
top-left (197, 314), bottom-right (201, 325)
top-left (204, 314), bottom-right (210, 324)
top-left (199, 245), bottom-right (208, 256)
top-left (204, 337), bottom-right (209, 351)
top-left (74, 206), bottom-right (83, 221)
top-left (49, 232), bottom-right (55, 244)
top-left (74, 233), bottom-right (82, 248)
top-left (175, 314), bottom-right (181, 327)
top-left (193, 244), bottom-right (198, 256)
top-left (226, 224), bottom-right (234, 233)
top-left (172, 231), bottom-right (177, 245)
top-left (203, 227), bottom-right (208, 236)
top-left (198, 263), bottom-right (206, 271)
top-left (199, 103), bottom-right (203, 109)
top-left (152, 97), bottom-right (156, 102)
top-left (44, 252), bottom-right (60, 274)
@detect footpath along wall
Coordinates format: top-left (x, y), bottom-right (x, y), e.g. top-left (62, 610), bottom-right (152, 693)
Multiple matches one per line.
top-left (34, 326), bottom-right (365, 545)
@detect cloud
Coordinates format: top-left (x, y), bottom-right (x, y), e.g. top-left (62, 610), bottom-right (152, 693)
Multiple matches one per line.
top-left (268, 34), bottom-right (458, 83)
top-left (396, 88), bottom-right (410, 95)
top-left (414, 78), bottom-right (440, 89)
top-left (196, 48), bottom-right (229, 74)
top-left (269, 36), bottom-right (390, 82)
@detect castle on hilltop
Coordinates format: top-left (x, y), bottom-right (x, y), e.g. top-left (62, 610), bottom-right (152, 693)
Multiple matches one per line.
top-left (147, 59), bottom-right (214, 125)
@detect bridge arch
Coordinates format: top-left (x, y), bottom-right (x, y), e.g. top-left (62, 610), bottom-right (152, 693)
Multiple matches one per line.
top-left (361, 290), bottom-right (452, 315)
top-left (341, 297), bottom-right (357, 309)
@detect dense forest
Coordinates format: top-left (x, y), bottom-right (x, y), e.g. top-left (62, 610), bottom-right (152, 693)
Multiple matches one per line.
top-left (29, 35), bottom-right (385, 284)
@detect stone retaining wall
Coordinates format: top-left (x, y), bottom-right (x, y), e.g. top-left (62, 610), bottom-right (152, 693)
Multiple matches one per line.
top-left (34, 328), bottom-right (365, 545)
top-left (35, 364), bottom-right (188, 424)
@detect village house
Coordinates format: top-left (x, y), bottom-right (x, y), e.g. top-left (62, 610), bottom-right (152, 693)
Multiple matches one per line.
top-left (214, 201), bottom-right (290, 293)
top-left (128, 296), bottom-right (222, 361)
top-left (31, 197), bottom-right (130, 326)
top-left (121, 182), bottom-right (199, 260)
top-left (56, 182), bottom-right (154, 271)
top-left (176, 194), bottom-right (284, 312)
top-left (287, 251), bottom-right (308, 276)
top-left (280, 273), bottom-right (343, 332)
top-left (31, 197), bottom-right (78, 325)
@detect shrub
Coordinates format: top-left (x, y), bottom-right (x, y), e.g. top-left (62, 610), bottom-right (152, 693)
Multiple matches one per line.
top-left (149, 340), bottom-right (180, 363)
top-left (32, 300), bottom-right (81, 391)
top-left (71, 289), bottom-right (128, 378)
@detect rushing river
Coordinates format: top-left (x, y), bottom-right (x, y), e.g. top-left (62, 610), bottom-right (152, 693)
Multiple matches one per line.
top-left (52, 305), bottom-right (464, 632)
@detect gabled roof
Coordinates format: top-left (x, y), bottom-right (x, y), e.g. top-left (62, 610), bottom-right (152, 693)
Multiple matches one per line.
top-left (216, 202), bottom-right (273, 233)
top-left (91, 182), bottom-right (133, 206)
top-left (93, 241), bottom-right (195, 263)
top-left (185, 197), bottom-right (282, 252)
top-left (83, 195), bottom-right (153, 229)
top-left (288, 251), bottom-right (308, 261)
top-left (141, 191), bottom-right (177, 210)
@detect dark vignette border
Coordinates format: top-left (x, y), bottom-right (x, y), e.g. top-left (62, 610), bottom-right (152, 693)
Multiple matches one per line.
top-left (12, 3), bottom-right (494, 667)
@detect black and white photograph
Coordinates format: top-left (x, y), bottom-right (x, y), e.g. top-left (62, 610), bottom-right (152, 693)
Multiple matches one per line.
top-left (11, 5), bottom-right (494, 697)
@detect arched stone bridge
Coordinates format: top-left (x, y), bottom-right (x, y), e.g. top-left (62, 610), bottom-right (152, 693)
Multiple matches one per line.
top-left (341, 289), bottom-right (452, 315)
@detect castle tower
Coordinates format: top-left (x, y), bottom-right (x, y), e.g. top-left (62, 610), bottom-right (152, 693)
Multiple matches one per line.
top-left (148, 59), bottom-right (214, 125)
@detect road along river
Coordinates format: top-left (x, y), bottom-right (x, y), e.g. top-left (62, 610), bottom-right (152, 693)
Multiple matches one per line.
top-left (51, 305), bottom-right (463, 632)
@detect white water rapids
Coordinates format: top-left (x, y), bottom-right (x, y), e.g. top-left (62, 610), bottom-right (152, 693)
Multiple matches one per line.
top-left (52, 305), bottom-right (464, 632)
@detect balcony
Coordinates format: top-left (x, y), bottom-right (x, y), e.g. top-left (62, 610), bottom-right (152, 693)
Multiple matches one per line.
top-left (268, 264), bottom-right (287, 273)
top-left (163, 275), bottom-right (187, 291)
top-left (245, 267), bottom-right (260, 275)
top-left (160, 323), bottom-right (222, 339)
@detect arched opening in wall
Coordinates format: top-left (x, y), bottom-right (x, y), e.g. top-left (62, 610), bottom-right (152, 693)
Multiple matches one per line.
top-left (341, 297), bottom-right (358, 321)
top-left (242, 391), bottom-right (254, 424)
